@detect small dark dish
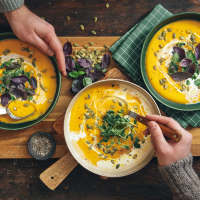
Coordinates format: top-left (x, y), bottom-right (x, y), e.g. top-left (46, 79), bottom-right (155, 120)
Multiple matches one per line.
top-left (27, 132), bottom-right (56, 160)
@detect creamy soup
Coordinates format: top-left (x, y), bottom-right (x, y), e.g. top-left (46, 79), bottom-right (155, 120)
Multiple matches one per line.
top-left (0, 39), bottom-right (57, 123)
top-left (67, 82), bottom-right (155, 172)
top-left (146, 20), bottom-right (200, 104)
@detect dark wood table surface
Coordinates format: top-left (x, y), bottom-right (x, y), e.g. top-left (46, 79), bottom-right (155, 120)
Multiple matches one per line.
top-left (0, 0), bottom-right (200, 199)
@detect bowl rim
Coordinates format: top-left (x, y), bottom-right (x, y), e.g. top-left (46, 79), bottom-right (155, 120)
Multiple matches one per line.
top-left (141, 12), bottom-right (200, 111)
top-left (0, 32), bottom-right (61, 130)
top-left (64, 79), bottom-right (160, 177)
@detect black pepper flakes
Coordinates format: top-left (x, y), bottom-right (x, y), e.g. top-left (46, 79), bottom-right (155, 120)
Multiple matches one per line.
top-left (27, 132), bottom-right (56, 160)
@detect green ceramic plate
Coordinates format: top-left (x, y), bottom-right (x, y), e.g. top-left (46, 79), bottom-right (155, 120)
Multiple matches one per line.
top-left (141, 12), bottom-right (200, 111)
top-left (0, 32), bottom-right (61, 130)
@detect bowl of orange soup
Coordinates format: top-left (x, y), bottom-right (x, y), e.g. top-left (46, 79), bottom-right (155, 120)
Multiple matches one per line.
top-left (141, 13), bottom-right (200, 110)
top-left (0, 33), bottom-right (61, 130)
top-left (64, 79), bottom-right (160, 177)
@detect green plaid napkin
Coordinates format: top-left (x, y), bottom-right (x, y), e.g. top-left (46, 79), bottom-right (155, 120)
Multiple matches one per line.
top-left (110, 4), bottom-right (200, 128)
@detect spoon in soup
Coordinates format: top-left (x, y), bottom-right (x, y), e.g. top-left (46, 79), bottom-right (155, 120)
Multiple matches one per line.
top-left (102, 96), bottom-right (182, 142)
top-left (0, 100), bottom-right (36, 120)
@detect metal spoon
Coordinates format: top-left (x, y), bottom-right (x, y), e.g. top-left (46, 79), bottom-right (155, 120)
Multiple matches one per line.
top-left (102, 96), bottom-right (181, 142)
top-left (0, 104), bottom-right (35, 120)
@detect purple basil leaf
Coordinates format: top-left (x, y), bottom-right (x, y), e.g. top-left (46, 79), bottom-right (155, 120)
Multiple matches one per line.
top-left (173, 47), bottom-right (185, 60)
top-left (89, 69), bottom-right (104, 81)
top-left (71, 79), bottom-right (83, 94)
top-left (17, 83), bottom-right (25, 91)
top-left (65, 56), bottom-right (75, 72)
top-left (11, 76), bottom-right (28, 84)
top-left (170, 72), bottom-right (192, 82)
top-left (63, 41), bottom-right (72, 56)
top-left (188, 63), bottom-right (196, 75)
top-left (1, 93), bottom-right (11, 106)
top-left (195, 44), bottom-right (200, 60)
top-left (30, 77), bottom-right (37, 89)
top-left (180, 58), bottom-right (192, 68)
top-left (10, 88), bottom-right (22, 98)
top-left (101, 53), bottom-right (110, 68)
top-left (78, 58), bottom-right (92, 68)
top-left (21, 92), bottom-right (28, 100)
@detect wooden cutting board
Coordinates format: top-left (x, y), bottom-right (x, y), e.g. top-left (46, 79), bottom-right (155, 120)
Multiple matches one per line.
top-left (0, 36), bottom-right (199, 158)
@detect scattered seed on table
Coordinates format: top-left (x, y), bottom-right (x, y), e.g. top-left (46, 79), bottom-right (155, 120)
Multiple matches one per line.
top-left (66, 16), bottom-right (71, 22)
top-left (91, 30), bottom-right (97, 35)
top-left (106, 2), bottom-right (110, 8)
top-left (94, 17), bottom-right (98, 23)
top-left (80, 24), bottom-right (85, 31)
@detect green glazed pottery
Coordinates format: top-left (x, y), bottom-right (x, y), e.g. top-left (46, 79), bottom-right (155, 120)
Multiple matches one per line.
top-left (141, 12), bottom-right (200, 111)
top-left (0, 32), bottom-right (61, 130)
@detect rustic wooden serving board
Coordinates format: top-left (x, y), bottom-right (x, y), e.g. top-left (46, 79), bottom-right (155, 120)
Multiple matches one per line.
top-left (0, 36), bottom-right (199, 159)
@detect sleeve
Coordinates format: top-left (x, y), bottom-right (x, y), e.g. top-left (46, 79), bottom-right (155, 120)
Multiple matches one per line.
top-left (0, 0), bottom-right (24, 13)
top-left (159, 154), bottom-right (200, 200)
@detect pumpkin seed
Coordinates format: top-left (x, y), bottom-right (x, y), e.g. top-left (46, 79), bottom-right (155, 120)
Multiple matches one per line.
top-left (88, 42), bottom-right (94, 46)
top-left (40, 83), bottom-right (47, 92)
top-left (83, 44), bottom-right (88, 49)
top-left (66, 16), bottom-right (71, 22)
top-left (172, 33), bottom-right (176, 39)
top-left (163, 84), bottom-right (168, 89)
top-left (158, 35), bottom-right (163, 40)
top-left (159, 78), bottom-right (166, 85)
top-left (2, 49), bottom-right (10, 55)
top-left (48, 99), bottom-right (53, 103)
top-left (41, 69), bottom-right (47, 73)
top-left (73, 43), bottom-right (79, 47)
top-left (190, 34), bottom-right (196, 43)
top-left (94, 16), bottom-right (98, 23)
top-left (167, 28), bottom-right (172, 32)
top-left (106, 2), bottom-right (110, 8)
top-left (80, 24), bottom-right (85, 31)
top-left (21, 47), bottom-right (31, 52)
top-left (37, 73), bottom-right (42, 77)
top-left (32, 58), bottom-right (36, 67)
top-left (132, 154), bottom-right (137, 159)
top-left (91, 30), bottom-right (96, 35)
top-left (111, 160), bottom-right (115, 164)
top-left (116, 164), bottom-right (120, 169)
top-left (159, 58), bottom-right (165, 64)
top-left (186, 30), bottom-right (191, 34)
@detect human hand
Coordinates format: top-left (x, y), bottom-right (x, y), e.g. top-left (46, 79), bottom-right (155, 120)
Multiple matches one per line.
top-left (146, 115), bottom-right (192, 166)
top-left (5, 5), bottom-right (66, 76)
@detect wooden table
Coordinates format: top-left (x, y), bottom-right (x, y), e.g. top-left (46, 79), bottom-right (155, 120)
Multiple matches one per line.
top-left (0, 0), bottom-right (200, 199)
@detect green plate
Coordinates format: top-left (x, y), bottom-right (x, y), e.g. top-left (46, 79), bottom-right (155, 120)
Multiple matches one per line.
top-left (0, 32), bottom-right (61, 130)
top-left (141, 12), bottom-right (200, 111)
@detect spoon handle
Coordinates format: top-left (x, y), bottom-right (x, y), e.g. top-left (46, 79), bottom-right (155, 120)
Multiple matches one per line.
top-left (129, 111), bottom-right (182, 142)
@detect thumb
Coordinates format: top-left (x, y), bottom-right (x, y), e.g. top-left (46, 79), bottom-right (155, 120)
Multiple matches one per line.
top-left (148, 121), bottom-right (169, 152)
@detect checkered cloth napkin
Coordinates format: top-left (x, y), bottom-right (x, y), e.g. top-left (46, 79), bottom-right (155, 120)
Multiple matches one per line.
top-left (110, 4), bottom-right (200, 128)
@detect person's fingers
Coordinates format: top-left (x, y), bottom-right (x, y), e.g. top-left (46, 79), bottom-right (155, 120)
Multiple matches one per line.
top-left (43, 30), bottom-right (66, 76)
top-left (146, 115), bottom-right (182, 131)
top-left (32, 33), bottom-right (54, 56)
top-left (148, 121), bottom-right (169, 151)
